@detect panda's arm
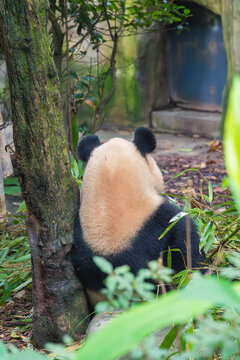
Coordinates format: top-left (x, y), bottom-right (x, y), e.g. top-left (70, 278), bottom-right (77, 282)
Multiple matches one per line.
top-left (156, 201), bottom-right (204, 273)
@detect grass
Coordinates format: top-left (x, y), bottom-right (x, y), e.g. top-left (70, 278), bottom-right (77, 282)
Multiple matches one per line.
top-left (0, 216), bottom-right (31, 306)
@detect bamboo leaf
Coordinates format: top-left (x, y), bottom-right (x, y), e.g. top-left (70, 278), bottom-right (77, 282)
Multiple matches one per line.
top-left (160, 324), bottom-right (180, 349)
top-left (76, 276), bottom-right (240, 360)
top-left (13, 278), bottom-right (32, 293)
top-left (224, 76), bottom-right (240, 213)
top-left (208, 181), bottom-right (213, 203)
top-left (16, 201), bottom-right (26, 213)
top-left (169, 211), bottom-right (188, 223)
top-left (166, 169), bottom-right (201, 184)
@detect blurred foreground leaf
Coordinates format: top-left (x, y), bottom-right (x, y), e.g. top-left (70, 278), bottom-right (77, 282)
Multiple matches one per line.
top-left (224, 76), bottom-right (240, 212)
top-left (75, 276), bottom-right (240, 360)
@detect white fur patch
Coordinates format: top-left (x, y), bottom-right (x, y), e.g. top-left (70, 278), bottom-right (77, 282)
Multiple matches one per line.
top-left (80, 138), bottom-right (164, 255)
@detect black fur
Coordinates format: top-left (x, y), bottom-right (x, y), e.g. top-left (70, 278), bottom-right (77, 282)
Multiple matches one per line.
top-left (72, 127), bottom-right (204, 291)
top-left (133, 127), bottom-right (156, 156)
top-left (77, 134), bottom-right (101, 162)
top-left (71, 200), bottom-right (205, 291)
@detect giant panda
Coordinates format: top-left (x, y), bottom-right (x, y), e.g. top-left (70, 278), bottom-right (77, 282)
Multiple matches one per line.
top-left (71, 127), bottom-right (204, 291)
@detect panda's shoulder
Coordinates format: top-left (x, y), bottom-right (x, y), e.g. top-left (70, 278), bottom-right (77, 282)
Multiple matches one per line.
top-left (155, 198), bottom-right (181, 220)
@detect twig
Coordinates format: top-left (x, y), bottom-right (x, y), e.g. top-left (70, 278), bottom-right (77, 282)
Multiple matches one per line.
top-left (64, 0), bottom-right (73, 154)
top-left (186, 215), bottom-right (192, 280)
top-left (202, 224), bottom-right (240, 266)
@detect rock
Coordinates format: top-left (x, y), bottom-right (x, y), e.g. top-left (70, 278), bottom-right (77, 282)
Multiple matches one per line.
top-left (86, 311), bottom-right (121, 337)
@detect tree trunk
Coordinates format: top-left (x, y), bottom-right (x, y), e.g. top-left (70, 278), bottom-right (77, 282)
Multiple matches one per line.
top-left (192, 0), bottom-right (221, 15)
top-left (0, 0), bottom-right (89, 347)
top-left (49, 0), bottom-right (64, 79)
top-left (221, 0), bottom-right (240, 133)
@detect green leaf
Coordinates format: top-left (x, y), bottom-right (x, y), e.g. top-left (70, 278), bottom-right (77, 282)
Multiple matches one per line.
top-left (166, 169), bottom-right (201, 184)
top-left (179, 148), bottom-right (192, 152)
top-left (159, 213), bottom-right (187, 240)
top-left (208, 181), bottom-right (213, 203)
top-left (7, 254), bottom-right (31, 263)
top-left (8, 351), bottom-right (47, 360)
top-left (115, 265), bottom-right (130, 274)
top-left (169, 211), bottom-right (188, 223)
top-left (69, 68), bottom-right (78, 79)
top-left (202, 194), bottom-right (210, 202)
top-left (75, 276), bottom-right (240, 360)
top-left (74, 93), bottom-right (84, 100)
top-left (160, 324), bottom-right (180, 349)
top-left (95, 301), bottom-right (110, 313)
top-left (177, 269), bottom-right (188, 288)
top-left (167, 247), bottom-right (172, 269)
top-left (72, 113), bottom-right (79, 151)
top-left (3, 177), bottom-right (20, 186)
top-left (93, 256), bottom-right (113, 274)
top-left (4, 186), bottom-right (21, 195)
top-left (185, 318), bottom-right (194, 351)
top-left (81, 75), bottom-right (96, 81)
top-left (13, 278), bottom-right (32, 293)
top-left (224, 76), bottom-right (240, 213)
top-left (0, 248), bottom-right (9, 264)
top-left (72, 176), bottom-right (82, 188)
top-left (16, 201), bottom-right (26, 213)
top-left (0, 342), bottom-right (8, 358)
top-left (184, 8), bottom-right (191, 15)
top-left (199, 221), bottom-right (214, 251)
top-left (8, 236), bottom-right (26, 248)
top-left (105, 276), bottom-right (118, 292)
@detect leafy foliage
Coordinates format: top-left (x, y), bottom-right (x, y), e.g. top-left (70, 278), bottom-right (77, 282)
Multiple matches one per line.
top-left (75, 274), bottom-right (240, 360)
top-left (0, 220), bottom-right (31, 305)
top-left (0, 341), bottom-right (47, 360)
top-left (70, 155), bottom-right (84, 188)
top-left (94, 257), bottom-right (173, 313)
top-left (69, 0), bottom-right (190, 41)
top-left (4, 177), bottom-right (21, 196)
top-left (50, 0), bottom-right (191, 134)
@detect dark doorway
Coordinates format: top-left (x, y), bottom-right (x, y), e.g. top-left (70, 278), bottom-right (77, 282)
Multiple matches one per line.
top-left (169, 2), bottom-right (227, 112)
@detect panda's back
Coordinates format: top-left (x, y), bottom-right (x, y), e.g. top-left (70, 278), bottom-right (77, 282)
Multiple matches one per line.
top-left (79, 138), bottom-right (163, 256)
top-left (72, 200), bottom-right (203, 290)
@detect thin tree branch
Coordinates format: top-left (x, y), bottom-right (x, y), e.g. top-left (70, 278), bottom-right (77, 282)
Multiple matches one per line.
top-left (65, 0), bottom-right (73, 153)
top-left (202, 224), bottom-right (240, 266)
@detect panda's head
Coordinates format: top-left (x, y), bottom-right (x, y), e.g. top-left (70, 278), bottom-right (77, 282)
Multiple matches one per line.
top-left (77, 127), bottom-right (164, 255)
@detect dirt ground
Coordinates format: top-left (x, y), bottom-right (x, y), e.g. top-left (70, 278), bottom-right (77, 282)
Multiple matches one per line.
top-left (98, 130), bottom-right (228, 204)
top-left (0, 131), bottom-right (227, 350)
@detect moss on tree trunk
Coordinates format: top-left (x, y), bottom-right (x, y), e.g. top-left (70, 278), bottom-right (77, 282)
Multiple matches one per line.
top-left (0, 0), bottom-right (89, 347)
top-left (193, 0), bottom-right (240, 134)
top-left (192, 0), bottom-right (221, 15)
top-left (221, 1), bottom-right (240, 133)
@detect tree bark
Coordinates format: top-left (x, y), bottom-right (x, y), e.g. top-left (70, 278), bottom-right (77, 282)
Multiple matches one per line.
top-left (0, 0), bottom-right (89, 347)
top-left (49, 1), bottom-right (64, 78)
top-left (221, 0), bottom-right (240, 133)
top-left (192, 0), bottom-right (221, 15)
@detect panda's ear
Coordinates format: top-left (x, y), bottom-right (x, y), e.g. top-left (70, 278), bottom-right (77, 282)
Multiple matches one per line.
top-left (77, 134), bottom-right (101, 162)
top-left (133, 127), bottom-right (156, 156)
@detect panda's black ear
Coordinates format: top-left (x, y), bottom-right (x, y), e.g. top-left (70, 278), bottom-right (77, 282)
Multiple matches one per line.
top-left (77, 134), bottom-right (101, 162)
top-left (133, 127), bottom-right (156, 156)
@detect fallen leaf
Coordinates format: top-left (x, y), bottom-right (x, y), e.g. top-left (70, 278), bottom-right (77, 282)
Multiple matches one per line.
top-left (207, 140), bottom-right (222, 152)
top-left (14, 290), bottom-right (26, 299)
top-left (206, 160), bottom-right (216, 165)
